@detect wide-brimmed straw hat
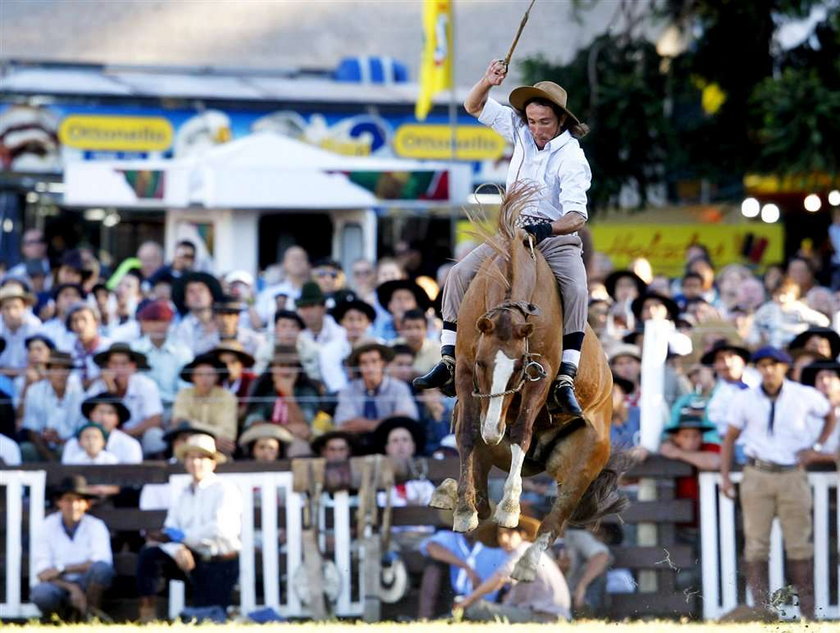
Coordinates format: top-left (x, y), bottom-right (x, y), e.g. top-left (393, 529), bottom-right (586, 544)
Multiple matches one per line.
top-left (238, 422), bottom-right (295, 448)
top-left (509, 81), bottom-right (582, 127)
top-left (0, 285), bottom-right (35, 306)
top-left (212, 341), bottom-right (256, 368)
top-left (174, 432), bottom-right (226, 463)
top-left (473, 515), bottom-right (541, 547)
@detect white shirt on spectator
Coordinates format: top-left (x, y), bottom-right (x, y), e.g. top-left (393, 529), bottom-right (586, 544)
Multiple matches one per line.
top-left (479, 98), bottom-right (591, 222)
top-left (319, 337), bottom-right (352, 393)
top-left (299, 315), bottom-right (346, 348)
top-left (70, 335), bottom-right (112, 385)
top-left (108, 320), bottom-right (141, 343)
top-left (62, 428), bottom-right (143, 464)
top-left (0, 312), bottom-right (43, 370)
top-left (22, 375), bottom-right (86, 440)
top-left (132, 336), bottom-right (193, 406)
top-left (0, 433), bottom-right (21, 465)
top-left (61, 448), bottom-right (119, 465)
top-left (40, 319), bottom-right (75, 352)
top-left (255, 281), bottom-right (300, 327)
top-left (33, 512), bottom-right (113, 578)
top-left (86, 373), bottom-right (163, 431)
top-left (170, 313), bottom-right (218, 356)
top-left (727, 379), bottom-right (831, 465)
top-left (163, 472), bottom-right (242, 558)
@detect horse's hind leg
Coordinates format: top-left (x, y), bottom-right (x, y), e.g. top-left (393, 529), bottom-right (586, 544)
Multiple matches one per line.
top-left (473, 450), bottom-right (493, 521)
top-left (511, 421), bottom-right (610, 581)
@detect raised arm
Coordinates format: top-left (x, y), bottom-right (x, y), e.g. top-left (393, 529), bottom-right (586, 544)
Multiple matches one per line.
top-left (464, 59), bottom-right (508, 116)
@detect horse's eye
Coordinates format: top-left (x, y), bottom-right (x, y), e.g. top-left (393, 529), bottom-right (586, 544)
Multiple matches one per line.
top-left (476, 360), bottom-right (486, 369)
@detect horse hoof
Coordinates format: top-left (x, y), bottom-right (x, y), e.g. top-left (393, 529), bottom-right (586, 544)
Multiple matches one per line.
top-left (452, 510), bottom-right (478, 533)
top-left (511, 558), bottom-right (537, 582)
top-left (428, 478), bottom-right (458, 510)
top-left (494, 505), bottom-right (520, 528)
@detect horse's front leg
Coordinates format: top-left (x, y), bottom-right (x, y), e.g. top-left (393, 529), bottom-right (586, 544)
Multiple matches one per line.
top-left (494, 378), bottom-right (550, 528)
top-left (453, 381), bottom-right (481, 532)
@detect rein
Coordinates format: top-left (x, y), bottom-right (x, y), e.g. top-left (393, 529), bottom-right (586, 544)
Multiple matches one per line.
top-left (471, 302), bottom-right (547, 399)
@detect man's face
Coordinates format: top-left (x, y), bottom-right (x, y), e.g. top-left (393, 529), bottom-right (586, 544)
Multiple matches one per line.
top-left (185, 282), bottom-right (212, 310)
top-left (351, 263), bottom-right (375, 288)
top-left (191, 363), bottom-right (219, 393)
top-left (525, 102), bottom-right (563, 150)
top-left (69, 309), bottom-right (98, 340)
top-left (814, 370), bottom-right (840, 397)
top-left (218, 351), bottom-right (243, 380)
top-left (27, 340), bottom-right (51, 365)
top-left (340, 309), bottom-right (371, 340)
top-left (313, 266), bottom-right (340, 293)
top-left (106, 353), bottom-right (136, 381)
top-left (323, 438), bottom-right (350, 462)
top-left (682, 277), bottom-right (703, 298)
top-left (57, 493), bottom-right (89, 524)
top-left (183, 450), bottom-right (215, 482)
top-left (388, 353), bottom-right (415, 382)
top-left (173, 245), bottom-right (196, 272)
top-left (79, 427), bottom-right (106, 457)
top-left (385, 427), bottom-right (415, 460)
top-left (611, 355), bottom-right (641, 383)
top-left (116, 275), bottom-right (141, 302)
top-left (713, 350), bottom-right (745, 382)
top-left (497, 526), bottom-right (524, 553)
top-left (803, 336), bottom-right (832, 359)
top-left (614, 277), bottom-right (639, 302)
top-left (55, 288), bottom-right (83, 314)
top-left (214, 311), bottom-right (239, 336)
top-left (283, 247), bottom-right (309, 278)
top-left (297, 304), bottom-right (325, 331)
top-left (57, 266), bottom-right (83, 285)
top-left (253, 437), bottom-right (280, 462)
top-left (89, 403), bottom-right (120, 431)
top-left (21, 230), bottom-right (46, 259)
top-left (140, 319), bottom-right (169, 342)
top-left (358, 350), bottom-right (386, 386)
top-left (274, 318), bottom-right (301, 345)
top-left (756, 359), bottom-right (786, 390)
top-left (138, 243), bottom-right (163, 277)
top-left (641, 298), bottom-right (669, 321)
top-left (398, 318), bottom-right (426, 346)
top-left (670, 428), bottom-right (703, 452)
top-left (1, 298), bottom-right (25, 328)
top-left (47, 365), bottom-right (71, 388)
top-left (387, 289), bottom-right (417, 320)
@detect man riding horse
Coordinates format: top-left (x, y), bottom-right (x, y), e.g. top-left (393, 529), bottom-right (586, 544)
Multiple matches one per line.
top-left (415, 59), bottom-right (591, 416)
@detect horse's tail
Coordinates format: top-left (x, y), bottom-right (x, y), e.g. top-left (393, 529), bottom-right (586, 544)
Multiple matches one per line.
top-left (568, 452), bottom-right (631, 528)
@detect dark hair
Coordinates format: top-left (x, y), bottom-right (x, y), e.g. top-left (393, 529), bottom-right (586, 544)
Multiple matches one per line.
top-left (175, 240), bottom-right (196, 253)
top-left (390, 343), bottom-right (415, 358)
top-left (519, 97), bottom-right (590, 139)
top-left (682, 272), bottom-right (703, 285)
top-left (400, 309), bottom-right (426, 325)
top-left (274, 309), bottom-right (305, 329)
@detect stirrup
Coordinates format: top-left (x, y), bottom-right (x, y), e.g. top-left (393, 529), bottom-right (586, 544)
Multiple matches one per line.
top-left (547, 376), bottom-right (582, 416)
top-left (413, 357), bottom-right (456, 397)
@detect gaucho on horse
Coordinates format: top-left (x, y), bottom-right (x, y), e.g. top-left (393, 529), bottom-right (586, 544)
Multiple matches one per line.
top-left (416, 60), bottom-right (625, 581)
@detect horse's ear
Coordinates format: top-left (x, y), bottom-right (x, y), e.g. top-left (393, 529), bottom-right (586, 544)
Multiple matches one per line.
top-left (477, 317), bottom-right (494, 334)
top-left (514, 322), bottom-right (534, 339)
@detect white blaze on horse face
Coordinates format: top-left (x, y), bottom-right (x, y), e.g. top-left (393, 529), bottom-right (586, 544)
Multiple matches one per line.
top-left (481, 349), bottom-right (516, 445)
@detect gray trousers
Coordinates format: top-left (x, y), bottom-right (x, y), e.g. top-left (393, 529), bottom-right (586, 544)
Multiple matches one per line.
top-left (465, 599), bottom-right (568, 623)
top-left (442, 235), bottom-right (587, 336)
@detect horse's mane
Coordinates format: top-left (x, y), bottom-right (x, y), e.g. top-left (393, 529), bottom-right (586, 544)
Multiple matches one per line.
top-left (465, 182), bottom-right (543, 291)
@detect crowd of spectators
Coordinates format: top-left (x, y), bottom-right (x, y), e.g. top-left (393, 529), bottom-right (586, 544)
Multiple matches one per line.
top-left (1, 228), bottom-right (839, 622)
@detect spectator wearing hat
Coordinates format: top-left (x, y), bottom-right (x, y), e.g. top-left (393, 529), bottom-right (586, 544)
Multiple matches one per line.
top-left (373, 279), bottom-right (431, 343)
top-left (311, 430), bottom-right (356, 462)
top-left (797, 360), bottom-right (840, 466)
top-left (296, 281), bottom-right (345, 348)
top-left (62, 422), bottom-right (118, 466)
top-left (21, 350), bottom-right (84, 461)
top-left (609, 344), bottom-right (642, 405)
top-left (319, 298), bottom-right (377, 394)
top-left (12, 333), bottom-right (54, 412)
top-left (132, 299), bottom-right (193, 415)
top-left (170, 272), bottom-right (224, 356)
top-left (0, 284), bottom-right (43, 375)
top-left (788, 326), bottom-right (840, 361)
top-left (603, 270), bottom-right (646, 333)
top-left (62, 393), bottom-right (142, 464)
top-left (721, 346), bottom-right (836, 620)
top-left (147, 239), bottom-right (196, 287)
top-left (312, 257), bottom-right (354, 309)
top-left (244, 345), bottom-right (320, 457)
top-left (137, 433), bottom-right (242, 623)
top-left (750, 277), bottom-right (830, 350)
top-left (212, 296), bottom-right (264, 357)
top-left (456, 515), bottom-right (571, 622)
top-left (212, 341), bottom-right (256, 420)
top-left (173, 353), bottom-right (238, 455)
top-left (238, 422), bottom-right (294, 462)
top-left (87, 343), bottom-right (165, 455)
top-left (375, 416), bottom-right (434, 504)
top-left (40, 283), bottom-right (84, 352)
top-left (334, 341), bottom-right (419, 435)
top-left (393, 308), bottom-right (441, 377)
top-left (254, 309), bottom-right (320, 383)
top-left (630, 291), bottom-right (681, 324)
top-left (31, 475), bottom-right (115, 622)
top-left (67, 303), bottom-right (111, 388)
top-left (255, 245), bottom-right (311, 326)
top-left (701, 340), bottom-right (753, 455)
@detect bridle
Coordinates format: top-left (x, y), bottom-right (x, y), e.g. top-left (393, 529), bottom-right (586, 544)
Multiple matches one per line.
top-left (471, 301), bottom-right (547, 399)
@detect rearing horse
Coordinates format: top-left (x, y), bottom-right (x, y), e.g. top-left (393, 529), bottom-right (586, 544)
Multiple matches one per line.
top-left (432, 184), bottom-right (625, 581)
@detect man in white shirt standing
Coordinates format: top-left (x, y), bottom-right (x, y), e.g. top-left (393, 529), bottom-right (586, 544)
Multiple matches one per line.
top-left (721, 346), bottom-right (836, 620)
top-left (136, 433), bottom-right (242, 622)
top-left (31, 476), bottom-right (114, 621)
top-left (415, 59), bottom-right (592, 416)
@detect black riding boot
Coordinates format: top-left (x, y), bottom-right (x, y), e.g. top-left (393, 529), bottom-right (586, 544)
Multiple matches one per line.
top-left (413, 346), bottom-right (456, 397)
top-left (548, 362), bottom-right (583, 416)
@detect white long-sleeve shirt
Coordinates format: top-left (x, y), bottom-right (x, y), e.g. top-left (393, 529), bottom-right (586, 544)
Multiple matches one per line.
top-left (163, 472), bottom-right (242, 557)
top-left (33, 512), bottom-right (113, 578)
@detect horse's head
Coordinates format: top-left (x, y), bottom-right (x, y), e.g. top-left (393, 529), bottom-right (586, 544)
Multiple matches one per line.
top-left (472, 302), bottom-right (541, 445)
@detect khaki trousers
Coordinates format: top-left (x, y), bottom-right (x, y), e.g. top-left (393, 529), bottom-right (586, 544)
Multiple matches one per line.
top-left (442, 235), bottom-right (587, 335)
top-left (740, 465), bottom-right (813, 562)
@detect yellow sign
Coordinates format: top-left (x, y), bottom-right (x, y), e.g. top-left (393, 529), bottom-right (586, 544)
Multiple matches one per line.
top-left (394, 124), bottom-right (506, 161)
top-left (59, 115), bottom-right (173, 152)
top-left (591, 223), bottom-right (783, 278)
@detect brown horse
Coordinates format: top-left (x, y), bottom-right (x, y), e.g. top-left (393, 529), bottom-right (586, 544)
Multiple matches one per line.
top-left (431, 184), bottom-right (625, 580)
